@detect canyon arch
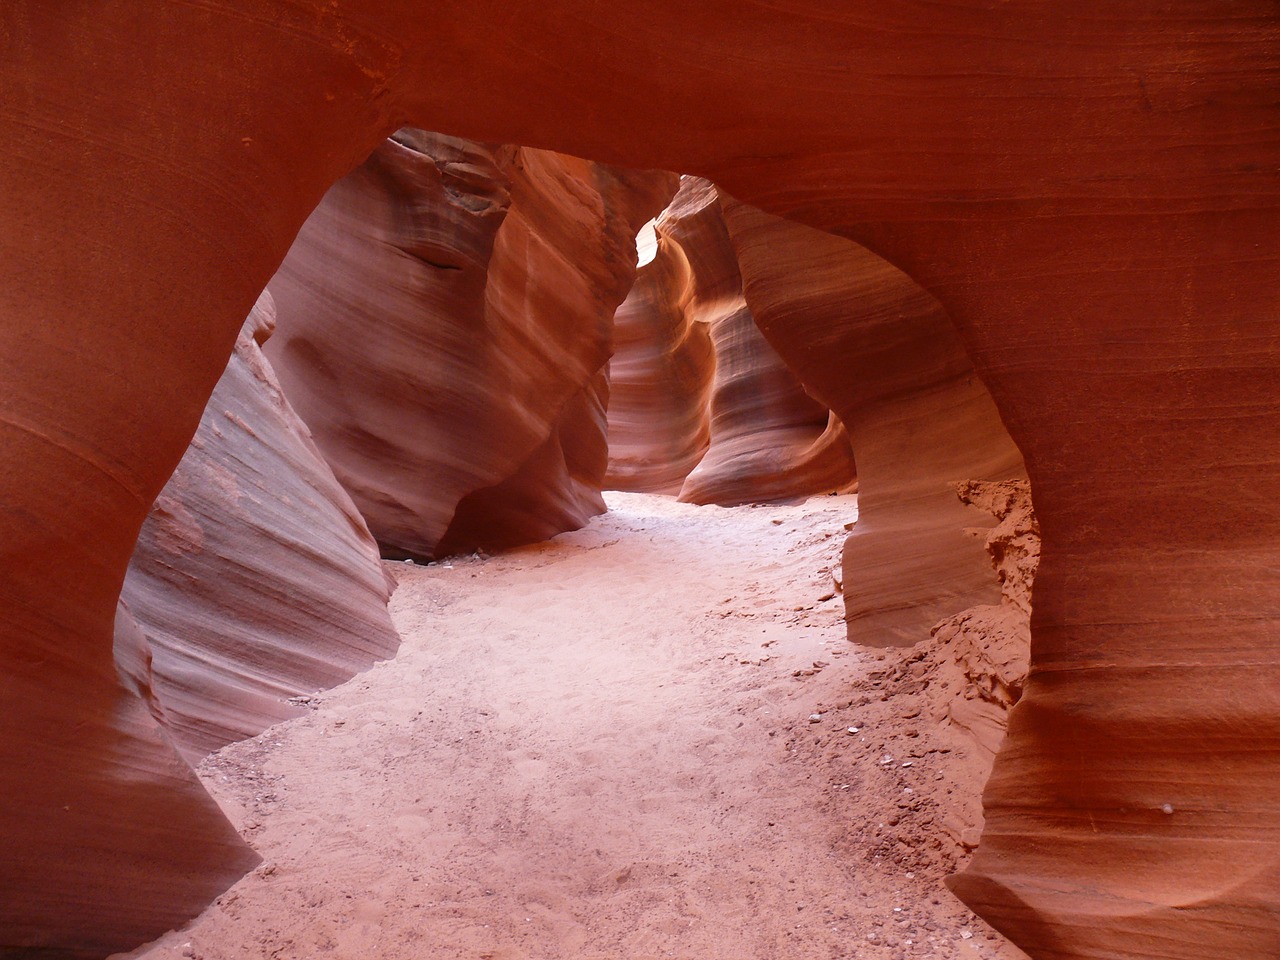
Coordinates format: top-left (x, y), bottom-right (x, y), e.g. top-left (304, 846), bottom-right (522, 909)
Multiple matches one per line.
top-left (2, 4), bottom-right (1278, 958)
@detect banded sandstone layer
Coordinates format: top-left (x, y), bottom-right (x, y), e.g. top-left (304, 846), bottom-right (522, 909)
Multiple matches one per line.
top-left (674, 180), bottom-right (859, 507)
top-left (266, 129), bottom-right (676, 560)
top-left (610, 179), bottom-right (1019, 648)
top-left (607, 179), bottom-right (857, 504)
top-left (603, 226), bottom-right (715, 495)
top-left (121, 293), bottom-right (400, 762)
top-left (717, 197), bottom-right (1026, 647)
top-left (2, 5), bottom-right (1277, 958)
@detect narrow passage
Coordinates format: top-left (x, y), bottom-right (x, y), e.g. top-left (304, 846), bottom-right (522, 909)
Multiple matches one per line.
top-left (126, 493), bottom-right (1024, 960)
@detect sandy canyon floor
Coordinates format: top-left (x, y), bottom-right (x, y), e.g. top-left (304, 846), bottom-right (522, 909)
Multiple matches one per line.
top-left (122, 492), bottom-right (1028, 960)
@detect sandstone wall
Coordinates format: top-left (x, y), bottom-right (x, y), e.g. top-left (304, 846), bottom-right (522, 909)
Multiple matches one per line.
top-left (607, 179), bottom-right (858, 505)
top-left (266, 129), bottom-right (677, 559)
top-left (603, 233), bottom-right (715, 495)
top-left (121, 293), bottom-right (401, 761)
top-left (717, 198), bottom-right (1027, 645)
top-left (4, 5), bottom-right (1277, 956)
top-left (611, 180), bottom-right (1014, 647)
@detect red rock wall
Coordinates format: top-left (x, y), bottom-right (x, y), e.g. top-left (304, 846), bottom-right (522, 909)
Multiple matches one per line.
top-left (604, 235), bottom-right (714, 495)
top-left (266, 130), bottom-right (676, 559)
top-left (607, 178), bottom-right (858, 504)
top-left (4, 602), bottom-right (259, 960)
top-left (665, 180), bottom-right (860, 506)
top-left (435, 368), bottom-right (613, 556)
top-left (917, 481), bottom-right (1039, 854)
top-left (121, 293), bottom-right (401, 762)
top-left (5, 5), bottom-right (1278, 958)
top-left (679, 302), bottom-right (858, 505)
top-left (0, 10), bottom-right (370, 945)
top-left (717, 198), bottom-right (1026, 645)
top-left (615, 178), bottom-right (1000, 630)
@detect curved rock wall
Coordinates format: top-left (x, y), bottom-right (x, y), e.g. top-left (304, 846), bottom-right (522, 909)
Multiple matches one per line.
top-left (266, 129), bottom-right (676, 559)
top-left (0, 14), bottom-right (407, 950)
top-left (614, 177), bottom-right (997, 620)
top-left (679, 301), bottom-right (858, 505)
top-left (604, 235), bottom-right (714, 495)
top-left (3, 601), bottom-right (259, 960)
top-left (434, 368), bottom-right (613, 556)
top-left (121, 293), bottom-right (400, 761)
top-left (5, 5), bottom-right (1278, 958)
top-left (717, 197), bottom-right (1026, 645)
top-left (607, 178), bottom-right (858, 504)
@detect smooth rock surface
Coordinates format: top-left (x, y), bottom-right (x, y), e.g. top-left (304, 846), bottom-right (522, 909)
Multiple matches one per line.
top-left (603, 233), bottom-right (714, 495)
top-left (665, 180), bottom-right (859, 507)
top-left (608, 178), bottom-right (858, 505)
top-left (121, 293), bottom-right (401, 761)
top-left (4, 5), bottom-right (1278, 957)
top-left (435, 368), bottom-right (613, 557)
top-left (267, 130), bottom-right (676, 559)
top-left (1, 602), bottom-right (259, 960)
top-left (679, 302), bottom-right (858, 506)
top-left (718, 197), bottom-right (1026, 646)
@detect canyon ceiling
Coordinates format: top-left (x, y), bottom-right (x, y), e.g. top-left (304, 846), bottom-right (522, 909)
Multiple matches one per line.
top-left (2, 3), bottom-right (1278, 959)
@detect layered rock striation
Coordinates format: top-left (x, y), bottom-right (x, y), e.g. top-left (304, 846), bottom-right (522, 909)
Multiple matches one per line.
top-left (434, 367), bottom-right (614, 557)
top-left (121, 293), bottom-right (400, 761)
top-left (266, 129), bottom-right (676, 559)
top-left (607, 178), bottom-right (858, 504)
top-left (603, 232), bottom-right (714, 495)
top-left (613, 179), bottom-right (1014, 637)
top-left (5, 5), bottom-right (1278, 957)
top-left (717, 197), bottom-right (1026, 646)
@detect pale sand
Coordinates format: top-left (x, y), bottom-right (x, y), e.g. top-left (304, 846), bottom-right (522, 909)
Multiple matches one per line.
top-left (122, 492), bottom-right (1027, 960)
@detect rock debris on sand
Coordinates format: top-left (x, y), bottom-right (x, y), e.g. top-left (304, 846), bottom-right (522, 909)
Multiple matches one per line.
top-left (120, 492), bottom-right (1027, 960)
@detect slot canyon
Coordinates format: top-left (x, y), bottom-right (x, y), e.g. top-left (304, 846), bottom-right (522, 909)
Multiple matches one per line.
top-left (1, 5), bottom-right (1277, 959)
